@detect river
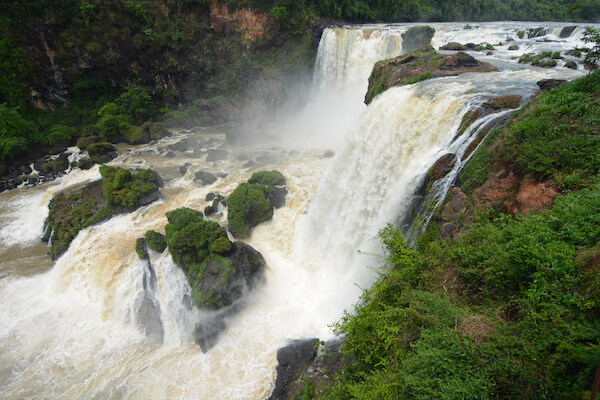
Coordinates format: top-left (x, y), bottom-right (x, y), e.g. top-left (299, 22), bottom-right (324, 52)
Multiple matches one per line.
top-left (0, 21), bottom-right (596, 399)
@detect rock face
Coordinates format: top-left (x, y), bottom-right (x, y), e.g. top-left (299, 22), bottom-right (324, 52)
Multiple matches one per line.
top-left (559, 26), bottom-right (577, 38)
top-left (505, 176), bottom-right (558, 215)
top-left (365, 46), bottom-right (498, 104)
top-left (269, 337), bottom-right (344, 400)
top-left (269, 338), bottom-right (319, 400)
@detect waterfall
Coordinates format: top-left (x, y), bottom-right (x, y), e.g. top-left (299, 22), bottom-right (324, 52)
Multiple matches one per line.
top-left (0, 21), bottom-right (597, 400)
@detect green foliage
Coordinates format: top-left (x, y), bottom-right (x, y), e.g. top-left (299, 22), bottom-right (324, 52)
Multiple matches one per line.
top-left (47, 124), bottom-right (76, 145)
top-left (497, 70), bottom-right (600, 183)
top-left (164, 207), bottom-right (237, 308)
top-left (248, 170), bottom-right (286, 186)
top-left (227, 183), bottom-right (273, 238)
top-left (144, 230), bottom-right (167, 252)
top-left (401, 329), bottom-right (493, 399)
top-left (0, 103), bottom-right (40, 161)
top-left (0, 33), bottom-right (31, 107)
top-left (579, 27), bottom-right (600, 75)
top-left (99, 165), bottom-right (159, 209)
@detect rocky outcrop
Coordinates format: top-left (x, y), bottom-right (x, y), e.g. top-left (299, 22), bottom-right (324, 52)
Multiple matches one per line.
top-left (559, 26), bottom-right (577, 38)
top-left (365, 47), bottom-right (498, 104)
top-left (505, 176), bottom-right (558, 215)
top-left (43, 166), bottom-right (162, 258)
top-left (164, 207), bottom-right (265, 310)
top-left (440, 187), bottom-right (474, 239)
top-left (269, 338), bottom-right (343, 400)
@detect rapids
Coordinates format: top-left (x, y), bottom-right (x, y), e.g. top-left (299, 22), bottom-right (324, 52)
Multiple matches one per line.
top-left (0, 21), bottom-right (598, 399)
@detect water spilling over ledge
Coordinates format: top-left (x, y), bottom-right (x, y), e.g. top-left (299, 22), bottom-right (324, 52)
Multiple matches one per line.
top-left (0, 21), bottom-right (597, 399)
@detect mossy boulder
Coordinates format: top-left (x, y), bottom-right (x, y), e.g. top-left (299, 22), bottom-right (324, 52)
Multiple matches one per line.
top-left (365, 47), bottom-right (498, 104)
top-left (228, 183), bottom-right (273, 238)
top-left (87, 142), bottom-right (117, 164)
top-left (164, 207), bottom-right (265, 310)
top-left (44, 166), bottom-right (161, 259)
top-left (144, 230), bottom-right (167, 252)
top-left (76, 135), bottom-right (102, 150)
top-left (248, 170), bottom-right (286, 186)
top-left (440, 42), bottom-right (467, 51)
top-left (227, 170), bottom-right (288, 238)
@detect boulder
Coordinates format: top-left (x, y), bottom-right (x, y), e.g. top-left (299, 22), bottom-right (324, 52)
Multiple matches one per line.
top-left (87, 142), bottom-right (117, 164)
top-left (508, 44), bottom-right (519, 51)
top-left (227, 170), bottom-right (288, 238)
top-left (440, 42), bottom-right (467, 51)
top-left (194, 171), bottom-right (217, 185)
top-left (565, 61), bottom-right (577, 69)
top-left (537, 79), bottom-right (566, 91)
top-left (77, 157), bottom-right (94, 170)
top-left (164, 208), bottom-right (266, 310)
top-left (559, 26), bottom-right (577, 38)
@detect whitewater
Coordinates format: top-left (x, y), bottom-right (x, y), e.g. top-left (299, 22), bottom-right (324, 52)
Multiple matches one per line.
top-left (0, 22), bottom-right (597, 399)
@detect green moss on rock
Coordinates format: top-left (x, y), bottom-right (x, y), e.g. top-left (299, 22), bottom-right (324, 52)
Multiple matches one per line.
top-left (144, 230), bottom-right (167, 252)
top-left (164, 207), bottom-right (263, 310)
top-left (227, 183), bottom-right (273, 238)
top-left (248, 170), bottom-right (286, 186)
top-left (44, 166), bottom-right (161, 259)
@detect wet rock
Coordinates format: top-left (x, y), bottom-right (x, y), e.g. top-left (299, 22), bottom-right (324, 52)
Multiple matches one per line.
top-left (0, 162), bottom-right (7, 177)
top-left (565, 61), bottom-right (577, 69)
top-left (323, 150), bottom-right (334, 158)
top-left (136, 238), bottom-right (149, 259)
top-left (527, 27), bottom-right (547, 38)
top-left (87, 142), bottom-right (117, 164)
top-left (194, 171), bottom-right (217, 185)
top-left (243, 160), bottom-right (255, 168)
top-left (206, 149), bottom-right (228, 162)
top-left (168, 138), bottom-right (192, 152)
top-left (483, 95), bottom-right (522, 110)
top-left (428, 153), bottom-right (456, 183)
top-left (508, 44), bottom-right (519, 51)
top-left (268, 186), bottom-right (288, 209)
top-left (268, 338), bottom-right (319, 400)
top-left (537, 79), bottom-right (566, 91)
top-left (77, 157), bottom-right (94, 170)
top-left (41, 153), bottom-right (69, 174)
top-left (165, 151), bottom-right (176, 159)
top-left (206, 192), bottom-right (218, 202)
top-left (178, 164), bottom-right (189, 175)
top-left (440, 42), bottom-right (466, 51)
top-left (559, 26), bottom-right (577, 38)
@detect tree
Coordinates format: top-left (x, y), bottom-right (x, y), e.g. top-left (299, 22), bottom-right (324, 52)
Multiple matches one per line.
top-left (578, 27), bottom-right (600, 84)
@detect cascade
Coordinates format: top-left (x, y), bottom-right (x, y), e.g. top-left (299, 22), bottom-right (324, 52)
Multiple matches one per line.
top-left (0, 21), bottom-right (597, 399)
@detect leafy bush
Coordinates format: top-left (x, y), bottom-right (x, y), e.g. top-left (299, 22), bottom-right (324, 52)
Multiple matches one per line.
top-left (497, 70), bottom-right (600, 182)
